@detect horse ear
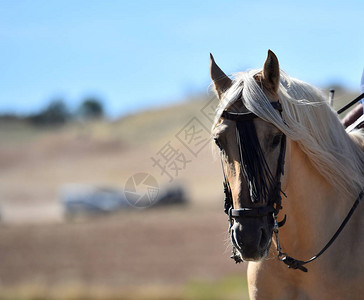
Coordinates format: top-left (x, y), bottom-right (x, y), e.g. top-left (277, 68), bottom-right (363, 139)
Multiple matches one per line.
top-left (262, 50), bottom-right (280, 93)
top-left (210, 53), bottom-right (232, 100)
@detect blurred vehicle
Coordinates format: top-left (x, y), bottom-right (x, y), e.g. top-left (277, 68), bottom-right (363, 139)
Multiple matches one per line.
top-left (61, 184), bottom-right (127, 219)
top-left (61, 184), bottom-right (187, 220)
top-left (153, 185), bottom-right (187, 207)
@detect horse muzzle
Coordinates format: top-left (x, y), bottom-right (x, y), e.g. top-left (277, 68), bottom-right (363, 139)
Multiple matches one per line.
top-left (230, 217), bottom-right (272, 261)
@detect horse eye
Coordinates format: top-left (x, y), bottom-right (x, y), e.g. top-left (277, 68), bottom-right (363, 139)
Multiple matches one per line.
top-left (271, 134), bottom-right (282, 149)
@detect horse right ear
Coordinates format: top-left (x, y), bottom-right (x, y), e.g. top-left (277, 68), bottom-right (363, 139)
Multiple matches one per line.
top-left (210, 53), bottom-right (232, 100)
top-left (262, 50), bottom-right (280, 93)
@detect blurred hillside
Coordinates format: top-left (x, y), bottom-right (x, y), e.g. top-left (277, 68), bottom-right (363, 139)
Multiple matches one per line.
top-left (0, 93), bottom-right (226, 224)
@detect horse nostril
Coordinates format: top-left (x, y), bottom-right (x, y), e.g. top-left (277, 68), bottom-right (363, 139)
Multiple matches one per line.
top-left (259, 228), bottom-right (268, 249)
top-left (231, 228), bottom-right (242, 250)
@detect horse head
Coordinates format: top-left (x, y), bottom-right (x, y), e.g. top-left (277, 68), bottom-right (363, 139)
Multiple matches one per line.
top-left (210, 50), bottom-right (287, 261)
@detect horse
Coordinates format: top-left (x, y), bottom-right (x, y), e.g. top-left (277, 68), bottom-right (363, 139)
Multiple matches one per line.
top-left (210, 50), bottom-right (364, 299)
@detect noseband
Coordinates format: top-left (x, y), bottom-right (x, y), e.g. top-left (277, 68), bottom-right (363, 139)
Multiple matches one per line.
top-left (216, 101), bottom-right (287, 263)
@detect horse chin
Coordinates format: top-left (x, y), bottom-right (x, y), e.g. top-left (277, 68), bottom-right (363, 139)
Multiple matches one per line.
top-left (236, 238), bottom-right (272, 262)
top-left (239, 248), bottom-right (268, 262)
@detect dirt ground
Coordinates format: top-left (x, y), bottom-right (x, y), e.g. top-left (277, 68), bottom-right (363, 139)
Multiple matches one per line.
top-left (0, 207), bottom-right (246, 290)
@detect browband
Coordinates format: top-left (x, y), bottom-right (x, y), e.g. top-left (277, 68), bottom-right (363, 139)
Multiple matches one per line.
top-left (222, 101), bottom-right (282, 121)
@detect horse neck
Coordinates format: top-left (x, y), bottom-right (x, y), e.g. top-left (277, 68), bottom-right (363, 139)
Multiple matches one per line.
top-left (280, 140), bottom-right (350, 257)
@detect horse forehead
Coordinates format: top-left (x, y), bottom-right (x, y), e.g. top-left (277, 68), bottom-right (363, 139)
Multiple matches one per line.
top-left (254, 120), bottom-right (278, 149)
top-left (254, 118), bottom-right (277, 135)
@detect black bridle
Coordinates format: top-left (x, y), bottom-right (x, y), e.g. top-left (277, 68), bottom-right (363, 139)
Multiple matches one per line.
top-left (216, 101), bottom-right (287, 263)
top-left (219, 101), bottom-right (287, 218)
top-left (216, 100), bottom-right (363, 272)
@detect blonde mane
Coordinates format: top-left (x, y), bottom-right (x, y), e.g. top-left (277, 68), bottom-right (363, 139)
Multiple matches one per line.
top-left (213, 69), bottom-right (364, 199)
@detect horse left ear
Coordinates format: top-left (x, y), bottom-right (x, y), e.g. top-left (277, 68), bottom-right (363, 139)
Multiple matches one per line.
top-left (210, 53), bottom-right (232, 100)
top-left (262, 50), bottom-right (280, 93)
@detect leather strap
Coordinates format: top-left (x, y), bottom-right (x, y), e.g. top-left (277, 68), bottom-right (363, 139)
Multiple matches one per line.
top-left (222, 101), bottom-right (283, 122)
top-left (222, 110), bottom-right (257, 121)
top-left (276, 190), bottom-right (363, 272)
top-left (230, 206), bottom-right (275, 218)
top-left (337, 92), bottom-right (364, 114)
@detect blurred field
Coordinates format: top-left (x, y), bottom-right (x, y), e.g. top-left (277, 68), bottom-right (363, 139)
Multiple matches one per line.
top-left (0, 90), bottom-right (357, 299)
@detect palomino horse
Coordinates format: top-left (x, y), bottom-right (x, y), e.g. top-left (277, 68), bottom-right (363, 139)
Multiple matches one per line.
top-left (210, 50), bottom-right (364, 299)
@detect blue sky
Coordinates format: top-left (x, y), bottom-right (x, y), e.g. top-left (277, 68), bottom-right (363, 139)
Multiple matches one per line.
top-left (0, 0), bottom-right (363, 117)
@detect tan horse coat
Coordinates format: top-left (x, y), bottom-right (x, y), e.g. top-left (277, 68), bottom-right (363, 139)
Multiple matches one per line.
top-left (247, 139), bottom-right (364, 299)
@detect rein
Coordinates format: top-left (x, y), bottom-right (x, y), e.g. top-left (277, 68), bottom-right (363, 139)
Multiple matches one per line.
top-left (217, 100), bottom-right (363, 272)
top-left (273, 191), bottom-right (364, 272)
top-left (337, 92), bottom-right (364, 115)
